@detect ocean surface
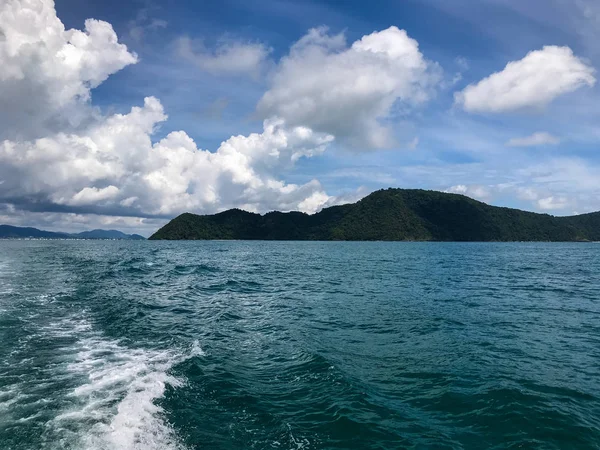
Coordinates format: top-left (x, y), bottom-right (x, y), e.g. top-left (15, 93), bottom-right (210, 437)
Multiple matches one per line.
top-left (0, 241), bottom-right (599, 450)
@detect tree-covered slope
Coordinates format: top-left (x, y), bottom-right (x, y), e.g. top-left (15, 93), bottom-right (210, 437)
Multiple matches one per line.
top-left (149, 189), bottom-right (600, 241)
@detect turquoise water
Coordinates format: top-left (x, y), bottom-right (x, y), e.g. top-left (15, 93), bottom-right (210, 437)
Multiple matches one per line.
top-left (0, 241), bottom-right (599, 449)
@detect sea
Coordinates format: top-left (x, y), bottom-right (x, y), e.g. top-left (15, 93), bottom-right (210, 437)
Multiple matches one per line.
top-left (0, 240), bottom-right (599, 449)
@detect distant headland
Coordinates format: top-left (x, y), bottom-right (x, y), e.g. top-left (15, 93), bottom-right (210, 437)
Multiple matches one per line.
top-left (149, 188), bottom-right (600, 242)
top-left (0, 225), bottom-right (145, 240)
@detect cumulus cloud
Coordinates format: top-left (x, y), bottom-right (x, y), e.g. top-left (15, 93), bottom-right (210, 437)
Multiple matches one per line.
top-left (0, 97), bottom-right (334, 216)
top-left (506, 132), bottom-right (561, 147)
top-left (455, 46), bottom-right (596, 113)
top-left (0, 0), bottom-right (138, 141)
top-left (176, 36), bottom-right (272, 77)
top-left (70, 186), bottom-right (120, 206)
top-left (257, 26), bottom-right (441, 148)
top-left (0, 0), bottom-right (342, 222)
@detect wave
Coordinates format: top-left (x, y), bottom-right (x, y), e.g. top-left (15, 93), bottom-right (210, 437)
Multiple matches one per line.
top-left (0, 260), bottom-right (14, 296)
top-left (171, 264), bottom-right (220, 276)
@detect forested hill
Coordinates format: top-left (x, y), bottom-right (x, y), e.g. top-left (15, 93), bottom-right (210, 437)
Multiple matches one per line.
top-left (149, 189), bottom-right (600, 241)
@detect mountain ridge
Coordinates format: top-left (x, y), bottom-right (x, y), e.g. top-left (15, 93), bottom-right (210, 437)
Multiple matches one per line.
top-left (149, 188), bottom-right (600, 241)
top-left (0, 225), bottom-right (145, 240)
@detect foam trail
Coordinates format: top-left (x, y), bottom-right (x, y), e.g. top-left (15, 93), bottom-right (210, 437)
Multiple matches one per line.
top-left (51, 335), bottom-right (203, 450)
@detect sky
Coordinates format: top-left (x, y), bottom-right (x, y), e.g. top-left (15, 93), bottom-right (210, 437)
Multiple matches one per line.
top-left (1, 0), bottom-right (600, 236)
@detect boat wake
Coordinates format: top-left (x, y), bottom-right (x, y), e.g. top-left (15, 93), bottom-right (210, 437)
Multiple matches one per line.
top-left (1, 307), bottom-right (203, 450)
top-left (53, 337), bottom-right (191, 450)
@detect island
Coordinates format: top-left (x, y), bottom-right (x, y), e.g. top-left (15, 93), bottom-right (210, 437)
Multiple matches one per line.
top-left (149, 189), bottom-right (600, 241)
top-left (0, 226), bottom-right (146, 240)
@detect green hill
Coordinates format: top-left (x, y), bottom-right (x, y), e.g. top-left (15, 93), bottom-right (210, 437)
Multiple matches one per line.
top-left (149, 189), bottom-right (600, 241)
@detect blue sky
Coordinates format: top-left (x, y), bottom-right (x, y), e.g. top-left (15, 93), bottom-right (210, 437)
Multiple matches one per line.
top-left (1, 0), bottom-right (600, 234)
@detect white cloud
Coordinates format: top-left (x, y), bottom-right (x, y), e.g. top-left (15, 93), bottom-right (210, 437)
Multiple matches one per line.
top-left (70, 186), bottom-right (120, 205)
top-left (257, 26), bottom-right (441, 148)
top-left (297, 191), bottom-right (332, 214)
top-left (441, 158), bottom-right (600, 214)
top-left (0, 4), bottom-right (445, 227)
top-left (12, 0), bottom-right (599, 232)
top-left (445, 184), bottom-right (492, 201)
top-left (537, 196), bottom-right (568, 210)
top-left (321, 186), bottom-right (371, 208)
top-left (0, 97), bottom-right (335, 216)
top-left (455, 46), bottom-right (596, 113)
top-left (516, 187), bottom-right (539, 201)
top-left (518, 157), bottom-right (600, 191)
top-left (0, 0), bottom-right (138, 140)
top-left (0, 0), bottom-right (342, 222)
top-left (513, 158), bottom-right (600, 212)
top-left (176, 36), bottom-right (271, 77)
top-left (447, 184), bottom-right (468, 194)
top-left (506, 132), bottom-right (561, 147)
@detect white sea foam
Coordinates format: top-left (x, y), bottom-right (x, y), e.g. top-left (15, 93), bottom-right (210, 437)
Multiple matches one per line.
top-left (0, 387), bottom-right (25, 410)
top-left (190, 339), bottom-right (206, 358)
top-left (47, 328), bottom-right (204, 450)
top-left (286, 423), bottom-right (312, 450)
top-left (2, 298), bottom-right (203, 450)
top-left (35, 316), bottom-right (93, 341)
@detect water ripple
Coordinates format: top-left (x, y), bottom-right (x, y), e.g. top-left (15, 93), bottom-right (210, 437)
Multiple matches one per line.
top-left (0, 241), bottom-right (599, 449)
